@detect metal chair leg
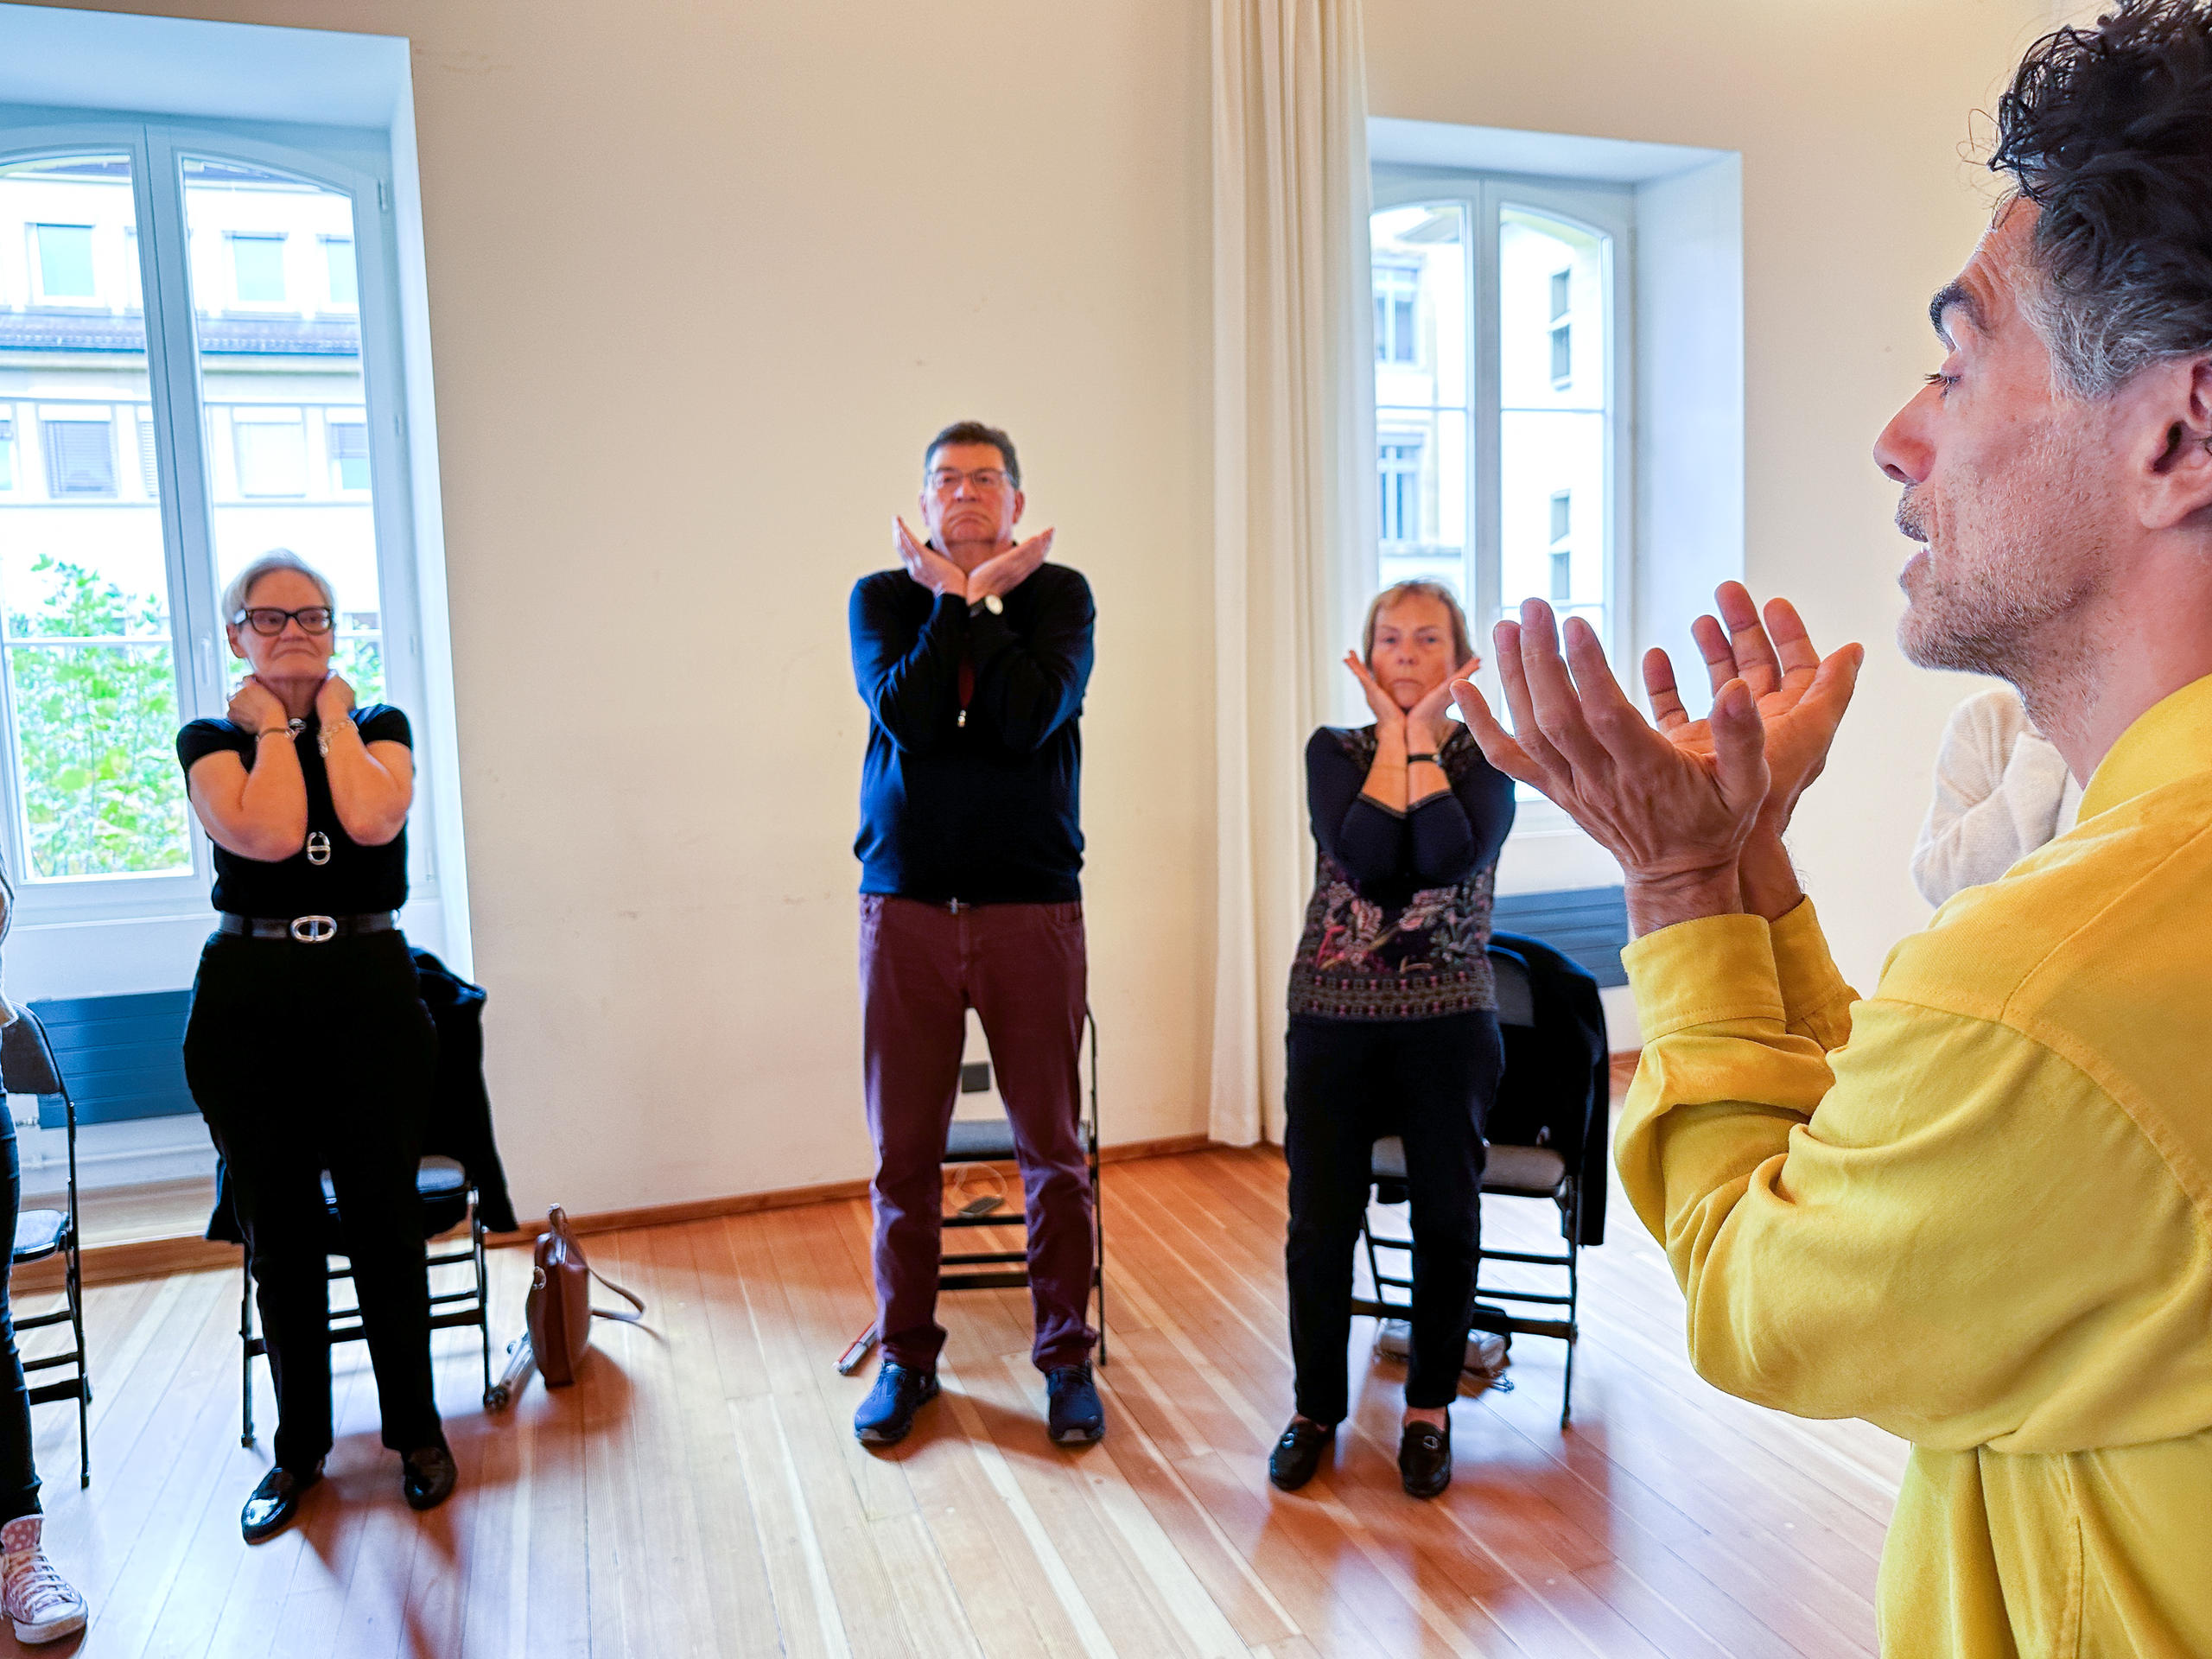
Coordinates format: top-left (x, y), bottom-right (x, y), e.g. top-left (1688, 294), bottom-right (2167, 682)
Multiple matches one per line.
top-left (239, 1255), bottom-right (256, 1447)
top-left (474, 1209), bottom-right (495, 1407)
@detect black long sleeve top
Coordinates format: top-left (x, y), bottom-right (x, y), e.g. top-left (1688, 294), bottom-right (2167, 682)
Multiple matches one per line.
top-left (849, 564), bottom-right (1094, 904)
top-left (1287, 722), bottom-right (1516, 1020)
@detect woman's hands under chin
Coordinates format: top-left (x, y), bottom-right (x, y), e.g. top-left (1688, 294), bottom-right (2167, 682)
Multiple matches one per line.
top-left (226, 676), bottom-right (288, 735)
top-left (1344, 652), bottom-right (1407, 733)
top-left (1404, 656), bottom-right (1481, 749)
top-left (315, 672), bottom-right (356, 727)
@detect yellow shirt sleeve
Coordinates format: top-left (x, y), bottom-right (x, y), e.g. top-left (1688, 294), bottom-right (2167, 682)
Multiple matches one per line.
top-left (1616, 911), bottom-right (2210, 1453)
top-left (1767, 899), bottom-right (1857, 1052)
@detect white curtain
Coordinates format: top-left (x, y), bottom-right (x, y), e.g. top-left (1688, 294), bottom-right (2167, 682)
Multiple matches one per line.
top-left (1208, 0), bottom-right (1376, 1147)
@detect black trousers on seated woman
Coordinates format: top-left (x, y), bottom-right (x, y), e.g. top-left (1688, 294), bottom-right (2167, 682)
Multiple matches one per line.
top-left (184, 929), bottom-right (442, 1475)
top-left (1283, 1009), bottom-right (1503, 1426)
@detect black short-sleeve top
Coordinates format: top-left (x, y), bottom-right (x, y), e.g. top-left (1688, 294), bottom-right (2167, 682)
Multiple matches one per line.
top-left (175, 705), bottom-right (411, 918)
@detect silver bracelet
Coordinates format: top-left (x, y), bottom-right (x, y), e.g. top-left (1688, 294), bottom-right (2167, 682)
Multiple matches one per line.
top-left (255, 726), bottom-right (293, 741)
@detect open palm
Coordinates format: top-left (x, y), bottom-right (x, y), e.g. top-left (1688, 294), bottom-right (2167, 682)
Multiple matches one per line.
top-left (1643, 583), bottom-right (1862, 836)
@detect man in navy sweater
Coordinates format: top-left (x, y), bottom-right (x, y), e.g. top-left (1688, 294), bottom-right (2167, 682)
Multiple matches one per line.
top-left (847, 420), bottom-right (1103, 1448)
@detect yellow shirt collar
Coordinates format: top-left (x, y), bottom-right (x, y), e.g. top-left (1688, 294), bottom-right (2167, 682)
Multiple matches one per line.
top-left (2078, 671), bottom-right (2212, 819)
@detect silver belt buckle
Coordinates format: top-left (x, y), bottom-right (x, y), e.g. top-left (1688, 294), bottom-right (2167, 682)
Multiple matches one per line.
top-left (290, 914), bottom-right (339, 944)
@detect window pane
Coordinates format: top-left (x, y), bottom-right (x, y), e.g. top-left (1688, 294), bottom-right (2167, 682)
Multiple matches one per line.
top-left (229, 232), bottom-right (287, 304)
top-left (327, 416), bottom-right (369, 492)
top-left (34, 223), bottom-right (97, 300)
top-left (232, 407), bottom-right (307, 497)
top-left (1500, 207), bottom-right (1607, 642)
top-left (185, 159), bottom-right (383, 703)
top-left (42, 415), bottom-right (115, 496)
top-left (1373, 200), bottom-right (1470, 601)
top-left (324, 237), bottom-right (357, 307)
top-left (0, 152), bottom-right (190, 880)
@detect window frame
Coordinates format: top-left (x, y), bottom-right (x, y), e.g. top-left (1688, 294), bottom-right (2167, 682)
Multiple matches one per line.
top-left (1370, 165), bottom-right (1635, 838)
top-left (0, 111), bottom-right (439, 926)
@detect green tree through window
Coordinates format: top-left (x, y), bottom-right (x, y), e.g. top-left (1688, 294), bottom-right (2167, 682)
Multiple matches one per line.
top-left (6, 556), bottom-right (190, 878)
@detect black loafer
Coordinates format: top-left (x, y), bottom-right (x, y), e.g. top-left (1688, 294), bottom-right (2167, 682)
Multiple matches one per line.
top-left (1268, 1418), bottom-right (1334, 1491)
top-left (401, 1443), bottom-right (458, 1512)
top-left (241, 1465), bottom-right (321, 1542)
top-left (1399, 1419), bottom-right (1452, 1499)
top-left (1045, 1363), bottom-right (1105, 1445)
top-left (854, 1361), bottom-right (939, 1446)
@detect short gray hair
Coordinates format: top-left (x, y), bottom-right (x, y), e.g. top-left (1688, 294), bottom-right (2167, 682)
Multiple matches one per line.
top-left (221, 550), bottom-right (336, 624)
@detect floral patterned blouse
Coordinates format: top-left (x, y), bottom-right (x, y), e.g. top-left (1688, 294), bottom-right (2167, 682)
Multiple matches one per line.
top-left (1286, 723), bottom-right (1516, 1020)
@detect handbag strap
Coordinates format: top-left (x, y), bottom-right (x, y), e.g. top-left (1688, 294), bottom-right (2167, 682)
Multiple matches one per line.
top-left (545, 1205), bottom-right (647, 1324)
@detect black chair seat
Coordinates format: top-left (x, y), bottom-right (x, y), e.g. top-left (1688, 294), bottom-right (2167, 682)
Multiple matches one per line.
top-left (944, 1118), bottom-right (1020, 1163)
top-left (1482, 1143), bottom-right (1569, 1198)
top-left (1370, 1135), bottom-right (1566, 1198)
top-left (10, 1207), bottom-right (67, 1264)
top-left (314, 1154), bottom-right (472, 1246)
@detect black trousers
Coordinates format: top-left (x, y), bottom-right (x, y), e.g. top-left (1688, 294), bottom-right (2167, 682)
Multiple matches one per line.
top-left (184, 930), bottom-right (442, 1474)
top-left (0, 1110), bottom-right (38, 1523)
top-left (1283, 1009), bottom-right (1503, 1425)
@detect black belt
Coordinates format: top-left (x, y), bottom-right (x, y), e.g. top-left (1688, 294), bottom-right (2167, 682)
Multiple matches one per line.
top-left (218, 912), bottom-right (397, 944)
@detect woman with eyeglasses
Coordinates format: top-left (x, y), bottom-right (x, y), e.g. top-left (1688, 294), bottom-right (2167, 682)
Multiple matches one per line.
top-left (175, 549), bottom-right (454, 1544)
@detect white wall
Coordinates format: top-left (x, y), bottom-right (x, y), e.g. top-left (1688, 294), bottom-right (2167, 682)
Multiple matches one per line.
top-left (1634, 155), bottom-right (1745, 702)
top-left (8, 0), bottom-right (2059, 1214)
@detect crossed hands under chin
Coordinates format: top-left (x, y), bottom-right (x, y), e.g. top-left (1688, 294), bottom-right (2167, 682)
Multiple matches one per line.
top-left (1448, 583), bottom-right (1864, 938)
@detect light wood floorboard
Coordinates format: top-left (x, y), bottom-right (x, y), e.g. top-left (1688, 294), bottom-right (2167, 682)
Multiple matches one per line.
top-left (3, 1146), bottom-right (1904, 1656)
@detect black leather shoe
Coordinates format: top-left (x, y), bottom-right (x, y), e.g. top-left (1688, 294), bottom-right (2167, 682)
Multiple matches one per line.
top-left (241, 1465), bottom-right (321, 1543)
top-left (1268, 1418), bottom-right (1334, 1491)
top-left (1399, 1418), bottom-right (1452, 1499)
top-left (854, 1361), bottom-right (939, 1446)
top-left (401, 1443), bottom-right (458, 1512)
top-left (1045, 1364), bottom-right (1105, 1445)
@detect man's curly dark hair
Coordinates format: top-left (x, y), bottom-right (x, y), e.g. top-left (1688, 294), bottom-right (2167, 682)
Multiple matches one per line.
top-left (1992, 0), bottom-right (2212, 396)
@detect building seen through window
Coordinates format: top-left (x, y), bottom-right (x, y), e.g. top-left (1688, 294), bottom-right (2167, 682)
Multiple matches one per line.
top-left (0, 149), bottom-right (386, 884)
top-left (1370, 177), bottom-right (1618, 664)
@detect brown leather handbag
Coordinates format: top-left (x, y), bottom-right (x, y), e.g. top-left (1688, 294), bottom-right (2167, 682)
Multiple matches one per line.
top-left (526, 1205), bottom-right (645, 1386)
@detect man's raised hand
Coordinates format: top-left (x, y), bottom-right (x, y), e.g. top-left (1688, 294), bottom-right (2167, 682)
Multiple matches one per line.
top-left (966, 529), bottom-right (1054, 604)
top-left (1643, 582), bottom-right (1863, 841)
top-left (894, 517), bottom-right (968, 600)
top-left (1450, 598), bottom-right (1769, 935)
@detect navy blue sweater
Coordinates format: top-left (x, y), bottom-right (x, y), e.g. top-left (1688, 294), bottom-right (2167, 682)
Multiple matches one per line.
top-left (849, 564), bottom-right (1094, 904)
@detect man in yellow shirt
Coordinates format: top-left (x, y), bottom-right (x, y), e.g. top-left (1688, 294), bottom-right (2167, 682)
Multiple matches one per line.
top-left (1450, 3), bottom-right (2212, 1653)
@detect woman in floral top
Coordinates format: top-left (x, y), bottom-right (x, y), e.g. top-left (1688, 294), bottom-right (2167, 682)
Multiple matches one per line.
top-left (1268, 580), bottom-right (1514, 1502)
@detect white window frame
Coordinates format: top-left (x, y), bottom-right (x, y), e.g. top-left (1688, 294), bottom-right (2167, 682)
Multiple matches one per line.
top-left (0, 111), bottom-right (442, 929)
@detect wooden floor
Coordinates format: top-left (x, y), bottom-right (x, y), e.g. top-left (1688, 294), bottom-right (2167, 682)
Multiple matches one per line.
top-left (9, 1145), bottom-right (1905, 1658)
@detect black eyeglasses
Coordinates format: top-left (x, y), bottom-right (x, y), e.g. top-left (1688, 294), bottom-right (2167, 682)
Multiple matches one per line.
top-left (232, 606), bottom-right (335, 637)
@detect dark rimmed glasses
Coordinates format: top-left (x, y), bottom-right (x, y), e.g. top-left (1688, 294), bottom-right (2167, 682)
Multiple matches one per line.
top-left (232, 606), bottom-right (335, 636)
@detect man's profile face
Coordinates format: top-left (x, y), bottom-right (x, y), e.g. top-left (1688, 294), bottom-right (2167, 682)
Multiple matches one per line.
top-left (1874, 203), bottom-right (2120, 679)
top-left (920, 441), bottom-right (1025, 550)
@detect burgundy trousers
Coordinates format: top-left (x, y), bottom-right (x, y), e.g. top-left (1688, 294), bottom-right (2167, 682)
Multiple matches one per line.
top-left (859, 894), bottom-right (1096, 1373)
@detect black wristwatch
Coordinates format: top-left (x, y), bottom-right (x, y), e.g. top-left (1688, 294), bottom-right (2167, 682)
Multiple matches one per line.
top-left (968, 593), bottom-right (1003, 620)
top-left (1405, 751), bottom-right (1439, 766)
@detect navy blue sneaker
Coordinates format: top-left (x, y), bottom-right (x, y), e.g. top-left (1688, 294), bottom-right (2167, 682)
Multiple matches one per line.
top-left (1046, 1363), bottom-right (1105, 1445)
top-left (854, 1361), bottom-right (938, 1446)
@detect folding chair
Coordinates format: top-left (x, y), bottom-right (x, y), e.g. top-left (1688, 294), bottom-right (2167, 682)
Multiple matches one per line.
top-left (238, 1154), bottom-right (495, 1446)
top-left (837, 1007), bottom-right (1105, 1370)
top-left (1353, 938), bottom-right (1608, 1427)
top-left (0, 1009), bottom-right (92, 1485)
